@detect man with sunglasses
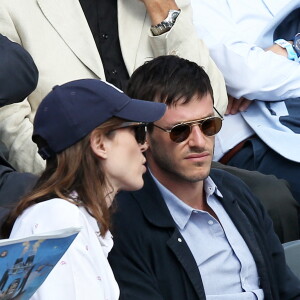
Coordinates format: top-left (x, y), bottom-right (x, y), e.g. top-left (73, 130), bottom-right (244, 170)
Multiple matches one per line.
top-left (108, 55), bottom-right (300, 299)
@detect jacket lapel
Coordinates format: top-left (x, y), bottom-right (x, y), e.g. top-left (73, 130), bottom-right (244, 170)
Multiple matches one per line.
top-left (221, 194), bottom-right (267, 267)
top-left (118, 0), bottom-right (147, 75)
top-left (167, 231), bottom-right (206, 299)
top-left (132, 171), bottom-right (175, 228)
top-left (37, 0), bottom-right (105, 79)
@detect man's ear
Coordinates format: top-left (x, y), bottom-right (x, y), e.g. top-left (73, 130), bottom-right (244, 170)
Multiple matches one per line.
top-left (90, 130), bottom-right (108, 159)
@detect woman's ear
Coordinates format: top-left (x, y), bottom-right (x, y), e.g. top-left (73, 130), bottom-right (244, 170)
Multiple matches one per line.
top-left (90, 129), bottom-right (108, 159)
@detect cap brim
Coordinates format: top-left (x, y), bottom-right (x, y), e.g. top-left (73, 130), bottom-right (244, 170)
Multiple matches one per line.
top-left (115, 99), bottom-right (166, 123)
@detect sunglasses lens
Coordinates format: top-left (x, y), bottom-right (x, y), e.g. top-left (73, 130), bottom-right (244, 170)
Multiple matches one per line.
top-left (201, 117), bottom-right (222, 136)
top-left (169, 117), bottom-right (222, 143)
top-left (170, 124), bottom-right (191, 143)
top-left (134, 125), bottom-right (146, 144)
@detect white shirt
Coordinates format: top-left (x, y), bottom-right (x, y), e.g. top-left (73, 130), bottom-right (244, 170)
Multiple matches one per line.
top-left (9, 198), bottom-right (120, 300)
top-left (191, 0), bottom-right (300, 161)
top-left (191, 0), bottom-right (300, 101)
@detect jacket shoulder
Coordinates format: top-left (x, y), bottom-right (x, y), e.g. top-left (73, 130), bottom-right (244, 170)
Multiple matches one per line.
top-left (210, 167), bottom-right (266, 216)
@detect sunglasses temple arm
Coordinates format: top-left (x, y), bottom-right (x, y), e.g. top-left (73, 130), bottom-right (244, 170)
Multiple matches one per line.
top-left (213, 106), bottom-right (224, 119)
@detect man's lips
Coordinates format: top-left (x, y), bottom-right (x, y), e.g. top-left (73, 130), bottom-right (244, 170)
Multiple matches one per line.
top-left (185, 152), bottom-right (210, 160)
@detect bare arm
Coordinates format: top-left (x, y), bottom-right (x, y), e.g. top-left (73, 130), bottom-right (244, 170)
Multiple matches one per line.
top-left (265, 42), bottom-right (293, 58)
top-left (139, 0), bottom-right (179, 25)
top-left (141, 0), bottom-right (228, 115)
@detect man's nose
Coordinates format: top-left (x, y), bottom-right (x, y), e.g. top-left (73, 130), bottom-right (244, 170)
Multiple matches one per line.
top-left (188, 124), bottom-right (206, 147)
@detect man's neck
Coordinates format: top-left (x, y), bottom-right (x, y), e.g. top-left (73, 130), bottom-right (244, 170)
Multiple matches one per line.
top-left (149, 167), bottom-right (205, 210)
top-left (149, 167), bottom-right (220, 223)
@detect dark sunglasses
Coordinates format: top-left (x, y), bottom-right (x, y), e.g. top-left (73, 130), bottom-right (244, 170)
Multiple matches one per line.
top-left (110, 122), bottom-right (148, 144)
top-left (153, 107), bottom-right (223, 143)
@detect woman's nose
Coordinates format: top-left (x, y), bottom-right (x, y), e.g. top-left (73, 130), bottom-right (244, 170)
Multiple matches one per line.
top-left (140, 141), bottom-right (149, 152)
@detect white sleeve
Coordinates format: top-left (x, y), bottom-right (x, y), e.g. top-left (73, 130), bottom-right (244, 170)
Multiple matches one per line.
top-left (0, 5), bottom-right (45, 174)
top-left (191, 0), bottom-right (300, 101)
top-left (0, 100), bottom-right (45, 174)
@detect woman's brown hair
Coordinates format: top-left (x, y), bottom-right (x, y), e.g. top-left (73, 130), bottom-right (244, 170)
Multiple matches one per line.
top-left (1, 117), bottom-right (125, 238)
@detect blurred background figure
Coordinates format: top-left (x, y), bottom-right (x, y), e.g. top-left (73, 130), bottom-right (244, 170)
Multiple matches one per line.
top-left (0, 34), bottom-right (38, 223)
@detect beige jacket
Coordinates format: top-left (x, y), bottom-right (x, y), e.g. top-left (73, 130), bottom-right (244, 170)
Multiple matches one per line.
top-left (0, 0), bottom-right (227, 173)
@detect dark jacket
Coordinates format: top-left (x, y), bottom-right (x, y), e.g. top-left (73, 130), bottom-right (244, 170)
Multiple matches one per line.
top-left (0, 34), bottom-right (38, 105)
top-left (109, 169), bottom-right (300, 300)
top-left (0, 33), bottom-right (38, 219)
top-left (0, 155), bottom-right (37, 207)
top-left (0, 143), bottom-right (37, 230)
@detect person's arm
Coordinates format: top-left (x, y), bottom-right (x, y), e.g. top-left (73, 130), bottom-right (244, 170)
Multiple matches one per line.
top-left (0, 164), bottom-right (37, 207)
top-left (140, 0), bottom-right (179, 25)
top-left (191, 0), bottom-right (300, 101)
top-left (0, 100), bottom-right (45, 173)
top-left (0, 8), bottom-right (44, 174)
top-left (140, 0), bottom-right (228, 115)
top-left (265, 43), bottom-right (290, 58)
top-left (0, 34), bottom-right (38, 105)
top-left (225, 96), bottom-right (252, 115)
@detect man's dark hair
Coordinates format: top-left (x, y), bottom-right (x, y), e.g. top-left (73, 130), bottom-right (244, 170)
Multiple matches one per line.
top-left (126, 55), bottom-right (214, 106)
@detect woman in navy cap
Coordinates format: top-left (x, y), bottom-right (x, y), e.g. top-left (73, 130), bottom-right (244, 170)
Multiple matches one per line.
top-left (1, 79), bottom-right (166, 300)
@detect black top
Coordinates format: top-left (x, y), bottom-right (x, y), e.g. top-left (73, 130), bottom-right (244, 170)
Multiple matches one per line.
top-left (79, 0), bottom-right (129, 90)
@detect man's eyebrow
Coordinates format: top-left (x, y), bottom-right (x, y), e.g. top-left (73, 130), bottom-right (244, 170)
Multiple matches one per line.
top-left (168, 114), bottom-right (215, 127)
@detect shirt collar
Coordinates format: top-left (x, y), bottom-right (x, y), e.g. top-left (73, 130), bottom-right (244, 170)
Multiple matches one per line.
top-left (149, 169), bottom-right (223, 230)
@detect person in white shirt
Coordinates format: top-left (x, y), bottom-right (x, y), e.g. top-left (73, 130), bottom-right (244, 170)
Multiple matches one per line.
top-left (191, 0), bottom-right (300, 203)
top-left (1, 78), bottom-right (166, 300)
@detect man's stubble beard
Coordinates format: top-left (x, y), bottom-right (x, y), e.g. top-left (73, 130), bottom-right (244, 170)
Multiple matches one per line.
top-left (147, 137), bottom-right (212, 184)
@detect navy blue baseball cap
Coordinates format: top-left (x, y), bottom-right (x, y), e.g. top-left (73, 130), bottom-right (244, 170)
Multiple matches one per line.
top-left (33, 79), bottom-right (166, 159)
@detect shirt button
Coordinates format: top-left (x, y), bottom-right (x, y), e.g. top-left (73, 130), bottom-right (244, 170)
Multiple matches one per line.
top-left (178, 238), bottom-right (182, 242)
top-left (208, 220), bottom-right (214, 225)
top-left (112, 69), bottom-right (118, 76)
top-left (101, 33), bottom-right (108, 39)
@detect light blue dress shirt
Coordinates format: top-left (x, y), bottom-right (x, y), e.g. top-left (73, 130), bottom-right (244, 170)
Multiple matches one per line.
top-left (151, 173), bottom-right (264, 299)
